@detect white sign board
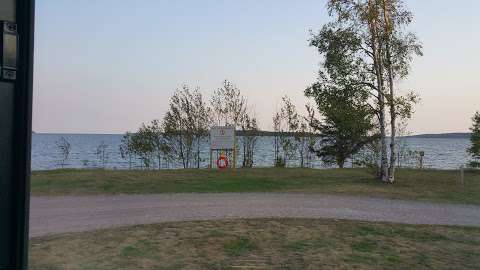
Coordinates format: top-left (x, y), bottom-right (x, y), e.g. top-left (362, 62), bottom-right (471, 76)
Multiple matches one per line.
top-left (210, 126), bottom-right (235, 150)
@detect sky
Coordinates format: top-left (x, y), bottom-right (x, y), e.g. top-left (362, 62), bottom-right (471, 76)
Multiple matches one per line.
top-left (33, 0), bottom-right (480, 134)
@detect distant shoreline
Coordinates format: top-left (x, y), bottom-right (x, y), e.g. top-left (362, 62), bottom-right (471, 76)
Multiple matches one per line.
top-left (32, 131), bottom-right (471, 139)
top-left (405, 133), bottom-right (471, 139)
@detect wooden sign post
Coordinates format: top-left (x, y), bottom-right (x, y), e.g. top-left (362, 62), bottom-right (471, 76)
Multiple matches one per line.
top-left (210, 126), bottom-right (236, 170)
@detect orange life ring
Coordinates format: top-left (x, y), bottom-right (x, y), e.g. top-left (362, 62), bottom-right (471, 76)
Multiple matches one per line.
top-left (217, 156), bottom-right (229, 169)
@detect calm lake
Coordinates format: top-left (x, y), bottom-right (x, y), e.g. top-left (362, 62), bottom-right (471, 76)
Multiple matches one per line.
top-left (32, 133), bottom-right (472, 171)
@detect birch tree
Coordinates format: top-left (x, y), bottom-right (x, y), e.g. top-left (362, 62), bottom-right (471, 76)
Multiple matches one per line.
top-left (211, 80), bottom-right (251, 168)
top-left (380, 0), bottom-right (423, 182)
top-left (272, 111), bottom-right (283, 167)
top-left (191, 88), bottom-right (212, 168)
top-left (210, 80), bottom-right (247, 128)
top-left (119, 132), bottom-right (135, 169)
top-left (163, 85), bottom-right (197, 169)
top-left (56, 137), bottom-right (71, 169)
top-left (293, 105), bottom-right (319, 168)
top-left (309, 0), bottom-right (421, 182)
top-left (95, 141), bottom-right (109, 168)
top-left (141, 119), bottom-right (170, 170)
top-left (130, 129), bottom-right (155, 169)
top-left (163, 85), bottom-right (210, 169)
top-left (277, 96), bottom-right (300, 167)
top-left (241, 114), bottom-right (259, 168)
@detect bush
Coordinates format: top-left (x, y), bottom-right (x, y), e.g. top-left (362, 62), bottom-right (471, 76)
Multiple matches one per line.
top-left (468, 161), bottom-right (480, 169)
top-left (275, 157), bottom-right (286, 168)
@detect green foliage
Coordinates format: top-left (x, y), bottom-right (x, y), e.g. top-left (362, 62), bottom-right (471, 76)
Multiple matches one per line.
top-left (356, 140), bottom-right (382, 177)
top-left (145, 119), bottom-right (171, 169)
top-left (273, 96), bottom-right (301, 167)
top-left (309, 0), bottom-right (422, 181)
top-left (272, 111), bottom-right (282, 166)
top-left (468, 111), bottom-right (480, 167)
top-left (274, 157), bottom-right (286, 168)
top-left (306, 25), bottom-right (376, 168)
top-left (210, 80), bottom-right (247, 128)
top-left (130, 128), bottom-right (155, 169)
top-left (121, 121), bottom-right (169, 170)
top-left (163, 85), bottom-right (210, 169)
top-left (297, 104), bottom-right (319, 168)
top-left (211, 80), bottom-right (257, 168)
top-left (241, 114), bottom-right (258, 168)
top-left (119, 132), bottom-right (135, 169)
top-left (470, 161), bottom-right (480, 168)
top-left (306, 81), bottom-right (376, 168)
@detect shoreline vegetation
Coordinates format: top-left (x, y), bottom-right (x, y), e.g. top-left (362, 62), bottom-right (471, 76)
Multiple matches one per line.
top-left (34, 131), bottom-right (472, 139)
top-left (31, 168), bottom-right (480, 205)
top-left (29, 218), bottom-right (480, 269)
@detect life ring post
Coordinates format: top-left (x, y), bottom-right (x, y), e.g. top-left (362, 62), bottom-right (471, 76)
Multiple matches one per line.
top-left (216, 155), bottom-right (229, 169)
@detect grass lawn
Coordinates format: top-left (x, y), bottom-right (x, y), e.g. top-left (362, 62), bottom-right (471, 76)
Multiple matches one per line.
top-left (29, 218), bottom-right (480, 270)
top-left (31, 168), bottom-right (480, 204)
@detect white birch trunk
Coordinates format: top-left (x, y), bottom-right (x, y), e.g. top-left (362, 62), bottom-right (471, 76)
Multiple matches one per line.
top-left (383, 0), bottom-right (396, 183)
top-left (368, 0), bottom-right (389, 182)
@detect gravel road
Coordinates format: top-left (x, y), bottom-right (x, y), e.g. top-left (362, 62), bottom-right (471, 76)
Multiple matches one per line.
top-left (30, 193), bottom-right (480, 237)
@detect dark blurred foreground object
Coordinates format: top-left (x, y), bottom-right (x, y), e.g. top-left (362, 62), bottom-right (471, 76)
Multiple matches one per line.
top-left (0, 0), bottom-right (35, 269)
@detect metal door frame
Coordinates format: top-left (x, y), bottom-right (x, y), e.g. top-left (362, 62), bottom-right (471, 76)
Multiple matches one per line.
top-left (0, 0), bottom-right (35, 269)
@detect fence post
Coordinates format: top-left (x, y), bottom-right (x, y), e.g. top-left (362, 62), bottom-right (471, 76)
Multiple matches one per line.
top-left (460, 166), bottom-right (465, 186)
top-left (209, 150), bottom-right (212, 169)
top-left (419, 151), bottom-right (425, 169)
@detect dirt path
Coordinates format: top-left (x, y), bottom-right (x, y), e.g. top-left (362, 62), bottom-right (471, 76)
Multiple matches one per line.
top-left (29, 193), bottom-right (480, 237)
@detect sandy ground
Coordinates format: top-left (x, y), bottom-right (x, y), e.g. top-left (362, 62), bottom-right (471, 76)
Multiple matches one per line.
top-left (29, 193), bottom-right (480, 237)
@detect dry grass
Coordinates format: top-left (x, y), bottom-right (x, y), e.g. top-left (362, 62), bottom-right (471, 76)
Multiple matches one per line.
top-left (29, 218), bottom-right (480, 270)
top-left (31, 168), bottom-right (480, 204)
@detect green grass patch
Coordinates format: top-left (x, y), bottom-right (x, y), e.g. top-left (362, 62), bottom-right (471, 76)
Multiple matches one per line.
top-left (351, 239), bottom-right (378, 253)
top-left (31, 168), bottom-right (480, 204)
top-left (120, 246), bottom-right (144, 258)
top-left (223, 236), bottom-right (257, 256)
top-left (29, 218), bottom-right (480, 270)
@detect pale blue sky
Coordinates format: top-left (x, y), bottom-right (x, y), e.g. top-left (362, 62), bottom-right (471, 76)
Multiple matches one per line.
top-left (33, 0), bottom-right (480, 134)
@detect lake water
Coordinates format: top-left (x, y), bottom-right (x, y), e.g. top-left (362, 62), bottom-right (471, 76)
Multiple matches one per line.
top-left (32, 133), bottom-right (472, 171)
